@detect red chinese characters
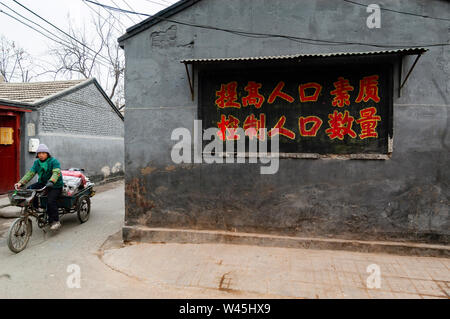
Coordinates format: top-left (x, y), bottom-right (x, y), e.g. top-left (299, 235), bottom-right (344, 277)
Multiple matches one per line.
top-left (215, 82), bottom-right (241, 108)
top-left (243, 113), bottom-right (266, 140)
top-left (242, 81), bottom-right (265, 109)
top-left (330, 77), bottom-right (354, 107)
top-left (299, 83), bottom-right (322, 102)
top-left (268, 116), bottom-right (296, 140)
top-left (217, 114), bottom-right (240, 141)
top-left (356, 75), bottom-right (380, 103)
top-left (325, 110), bottom-right (357, 140)
top-left (299, 116), bottom-right (323, 137)
top-left (356, 107), bottom-right (381, 139)
top-left (268, 81), bottom-right (295, 104)
top-left (212, 75), bottom-right (384, 145)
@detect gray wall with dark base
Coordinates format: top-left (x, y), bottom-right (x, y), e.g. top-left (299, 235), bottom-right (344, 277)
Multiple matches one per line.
top-left (37, 133), bottom-right (124, 183)
top-left (121, 0), bottom-right (449, 244)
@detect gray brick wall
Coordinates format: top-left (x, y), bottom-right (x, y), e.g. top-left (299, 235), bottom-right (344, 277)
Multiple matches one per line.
top-left (39, 82), bottom-right (124, 137)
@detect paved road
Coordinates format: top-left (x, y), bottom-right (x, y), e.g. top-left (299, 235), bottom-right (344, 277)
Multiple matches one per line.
top-left (0, 181), bottom-right (448, 299)
top-left (0, 181), bottom-right (234, 299)
top-left (102, 242), bottom-right (450, 299)
top-left (0, 181), bottom-right (134, 298)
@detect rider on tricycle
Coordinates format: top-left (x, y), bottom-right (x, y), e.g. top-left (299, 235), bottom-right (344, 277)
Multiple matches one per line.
top-left (14, 144), bottom-right (63, 231)
top-left (7, 144), bottom-right (94, 253)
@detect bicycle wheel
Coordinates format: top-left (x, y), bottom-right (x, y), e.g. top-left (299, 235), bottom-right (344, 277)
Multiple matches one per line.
top-left (7, 218), bottom-right (32, 253)
top-left (77, 195), bottom-right (91, 223)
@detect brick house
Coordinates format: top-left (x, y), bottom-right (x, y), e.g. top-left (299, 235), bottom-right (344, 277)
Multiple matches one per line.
top-left (0, 78), bottom-right (124, 193)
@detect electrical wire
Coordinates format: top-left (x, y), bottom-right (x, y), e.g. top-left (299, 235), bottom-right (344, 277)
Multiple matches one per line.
top-left (82, 0), bottom-right (124, 34)
top-left (85, 0), bottom-right (128, 31)
top-left (159, 0), bottom-right (176, 5)
top-left (110, 0), bottom-right (136, 24)
top-left (0, 5), bottom-right (111, 69)
top-left (90, 0), bottom-right (129, 30)
top-left (341, 0), bottom-right (450, 22)
top-left (142, 0), bottom-right (173, 7)
top-left (12, 0), bottom-right (112, 65)
top-left (121, 0), bottom-right (139, 15)
top-left (0, 10), bottom-right (75, 54)
top-left (84, 0), bottom-right (450, 48)
top-left (87, 0), bottom-right (150, 16)
top-left (0, 2), bottom-right (74, 48)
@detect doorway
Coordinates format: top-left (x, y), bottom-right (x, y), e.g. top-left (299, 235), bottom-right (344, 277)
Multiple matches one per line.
top-left (0, 112), bottom-right (20, 193)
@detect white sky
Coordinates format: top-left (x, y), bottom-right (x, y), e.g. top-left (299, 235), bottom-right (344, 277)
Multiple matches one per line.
top-left (0, 0), bottom-right (178, 82)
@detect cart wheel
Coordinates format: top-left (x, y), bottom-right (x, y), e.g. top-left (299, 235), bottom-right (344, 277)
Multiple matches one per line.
top-left (7, 218), bottom-right (32, 253)
top-left (77, 195), bottom-right (91, 223)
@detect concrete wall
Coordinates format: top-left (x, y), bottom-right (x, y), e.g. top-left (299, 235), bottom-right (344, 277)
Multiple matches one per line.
top-left (121, 0), bottom-right (449, 243)
top-left (21, 82), bottom-right (124, 183)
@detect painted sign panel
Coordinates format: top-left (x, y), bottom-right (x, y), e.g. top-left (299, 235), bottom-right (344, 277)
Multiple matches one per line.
top-left (199, 64), bottom-right (393, 154)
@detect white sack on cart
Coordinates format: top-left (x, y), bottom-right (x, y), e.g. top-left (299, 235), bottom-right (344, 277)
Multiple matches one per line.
top-left (63, 176), bottom-right (83, 196)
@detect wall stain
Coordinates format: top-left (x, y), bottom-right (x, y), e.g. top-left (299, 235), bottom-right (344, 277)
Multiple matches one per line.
top-left (165, 165), bottom-right (176, 171)
top-left (126, 177), bottom-right (155, 213)
top-left (141, 166), bottom-right (156, 176)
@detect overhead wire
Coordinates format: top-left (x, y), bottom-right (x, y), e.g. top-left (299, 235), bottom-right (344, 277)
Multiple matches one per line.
top-left (84, 0), bottom-right (128, 32)
top-left (121, 0), bottom-right (141, 19)
top-left (0, 4), bottom-right (111, 70)
top-left (0, 10), bottom-right (110, 70)
top-left (142, 0), bottom-right (173, 7)
top-left (84, 0), bottom-right (450, 48)
top-left (12, 0), bottom-right (112, 65)
top-left (0, 1), bottom-right (75, 48)
top-left (82, 0), bottom-right (124, 34)
top-left (110, 0), bottom-right (137, 24)
top-left (341, 0), bottom-right (450, 22)
top-left (0, 10), bottom-right (67, 49)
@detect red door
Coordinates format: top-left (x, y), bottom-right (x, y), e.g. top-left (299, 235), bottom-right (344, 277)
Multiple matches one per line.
top-left (0, 112), bottom-right (21, 193)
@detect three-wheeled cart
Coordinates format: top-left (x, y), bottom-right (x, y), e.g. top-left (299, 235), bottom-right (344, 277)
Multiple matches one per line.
top-left (6, 183), bottom-right (95, 253)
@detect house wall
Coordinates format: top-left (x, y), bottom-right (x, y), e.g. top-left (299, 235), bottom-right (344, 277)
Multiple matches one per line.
top-left (120, 0), bottom-right (449, 243)
top-left (20, 109), bottom-right (40, 179)
top-left (28, 82), bottom-right (125, 183)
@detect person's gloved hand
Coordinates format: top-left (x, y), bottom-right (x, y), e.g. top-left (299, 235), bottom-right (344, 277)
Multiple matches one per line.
top-left (45, 181), bottom-right (54, 189)
top-left (14, 183), bottom-right (22, 190)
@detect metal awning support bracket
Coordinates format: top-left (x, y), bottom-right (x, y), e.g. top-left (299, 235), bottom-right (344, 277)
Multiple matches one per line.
top-left (183, 62), bottom-right (195, 101)
top-left (399, 53), bottom-right (423, 96)
top-left (398, 56), bottom-right (402, 98)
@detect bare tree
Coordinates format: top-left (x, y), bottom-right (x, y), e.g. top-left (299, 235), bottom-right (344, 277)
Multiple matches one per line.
top-left (49, 14), bottom-right (125, 105)
top-left (0, 35), bottom-right (35, 82)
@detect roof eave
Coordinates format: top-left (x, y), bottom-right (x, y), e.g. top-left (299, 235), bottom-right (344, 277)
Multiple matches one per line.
top-left (33, 78), bottom-right (93, 106)
top-left (0, 98), bottom-right (34, 108)
top-left (34, 78), bottom-right (124, 121)
top-left (91, 79), bottom-right (124, 121)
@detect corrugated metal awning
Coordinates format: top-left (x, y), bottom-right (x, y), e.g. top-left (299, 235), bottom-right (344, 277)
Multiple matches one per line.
top-left (181, 48), bottom-right (428, 100)
top-left (181, 48), bottom-right (427, 64)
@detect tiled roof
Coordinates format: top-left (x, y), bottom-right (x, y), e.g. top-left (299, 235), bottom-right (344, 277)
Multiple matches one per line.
top-left (0, 79), bottom-right (86, 103)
